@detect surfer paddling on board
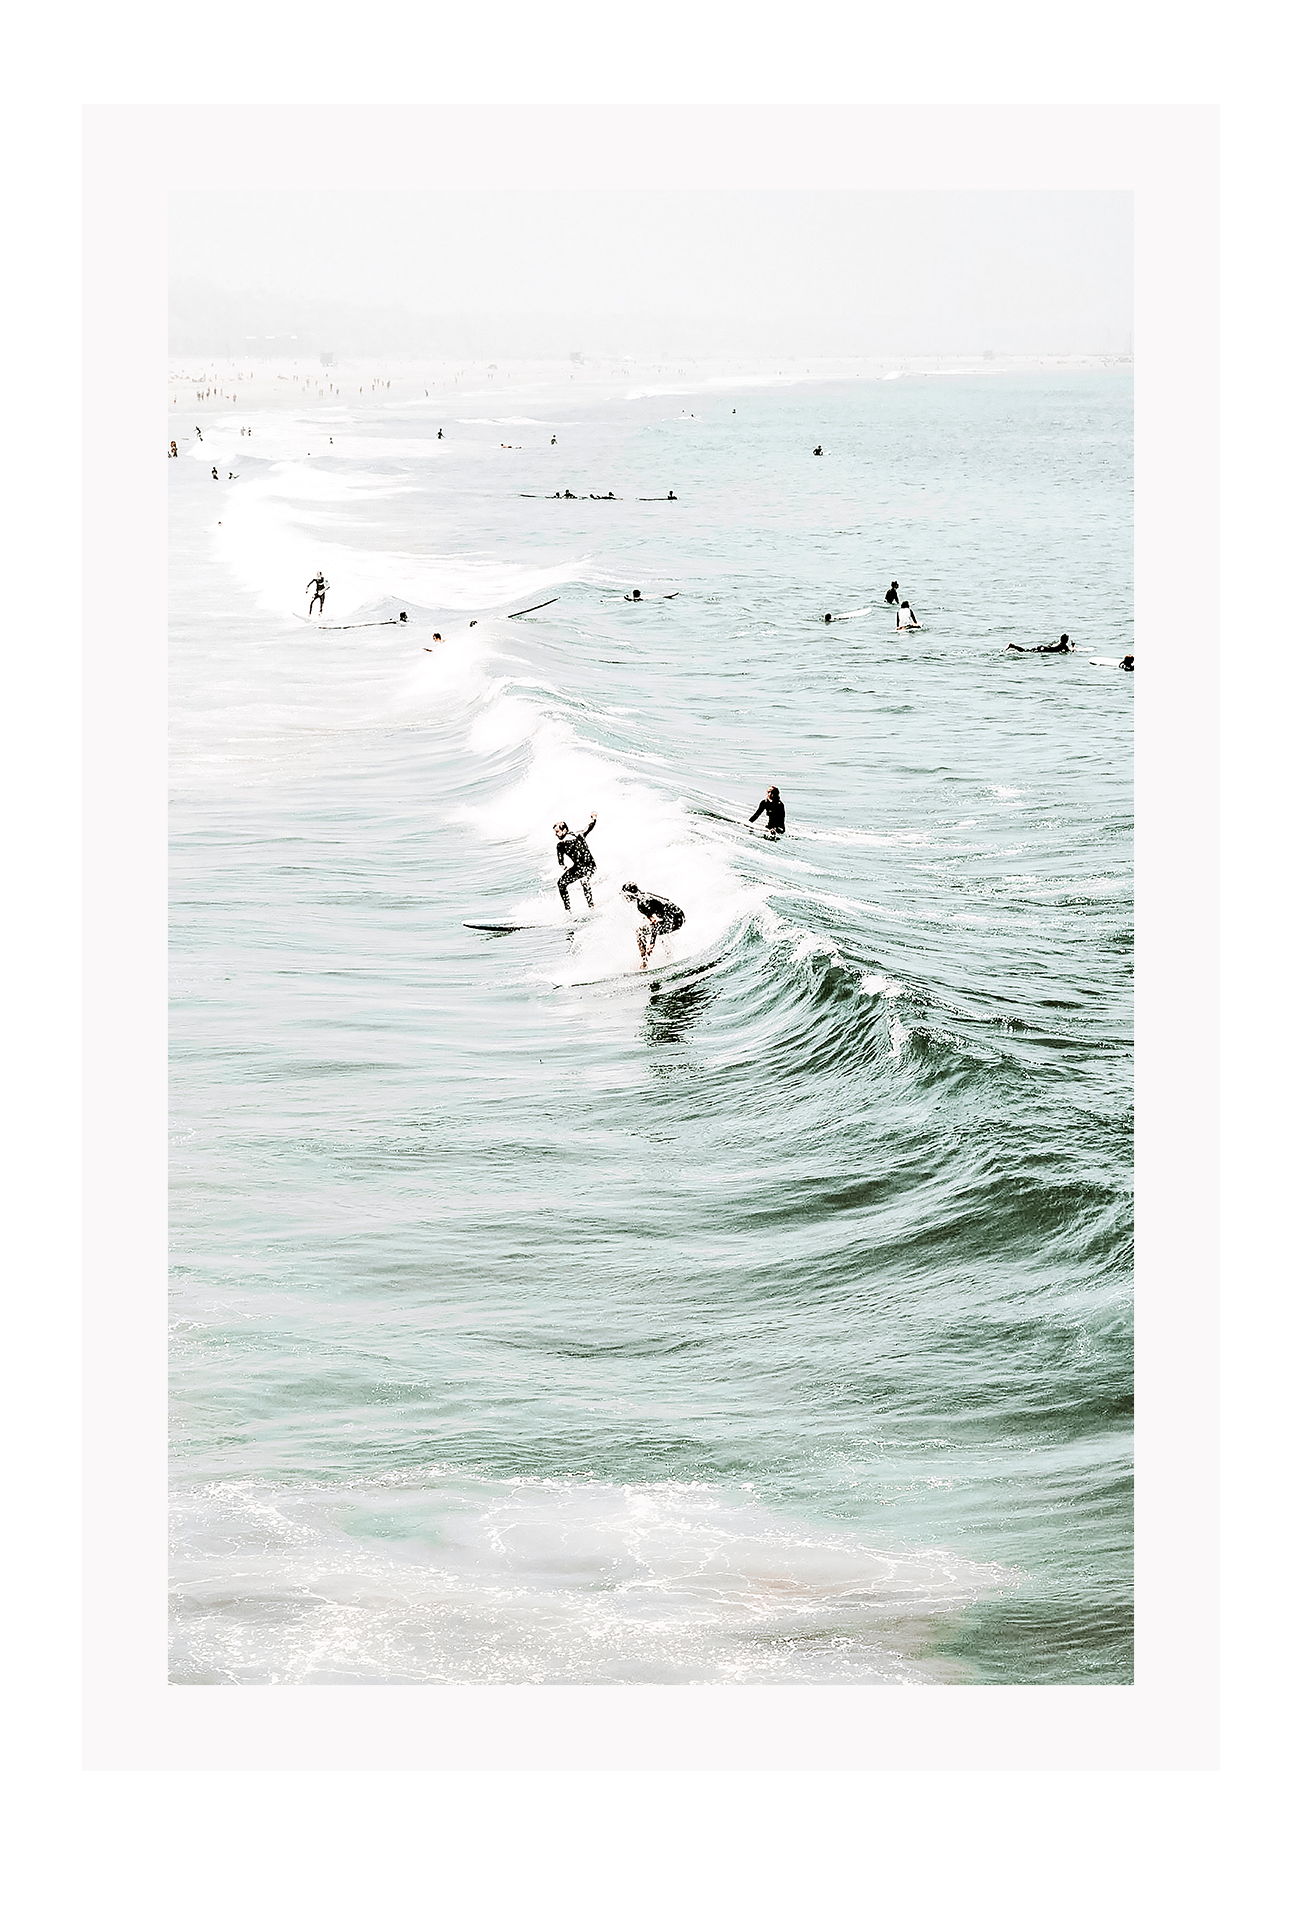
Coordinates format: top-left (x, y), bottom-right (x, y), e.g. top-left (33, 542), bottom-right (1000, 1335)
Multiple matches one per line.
top-left (1005, 633), bottom-right (1073, 653)
top-left (621, 883), bottom-right (685, 969)
top-left (306, 572), bottom-right (329, 617)
top-left (1119, 653), bottom-right (1134, 671)
top-left (748, 786), bottom-right (786, 835)
top-left (555, 813), bottom-right (599, 911)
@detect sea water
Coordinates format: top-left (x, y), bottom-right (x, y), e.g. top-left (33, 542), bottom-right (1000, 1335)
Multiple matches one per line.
top-left (169, 364), bottom-right (1133, 1683)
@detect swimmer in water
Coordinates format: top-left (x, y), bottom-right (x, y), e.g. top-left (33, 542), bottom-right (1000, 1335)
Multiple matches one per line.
top-left (1005, 634), bottom-right (1074, 653)
top-left (748, 786), bottom-right (786, 835)
top-left (554, 813), bottom-right (599, 911)
top-left (896, 599), bottom-right (920, 630)
top-left (621, 882), bottom-right (685, 968)
top-left (306, 571), bottom-right (329, 616)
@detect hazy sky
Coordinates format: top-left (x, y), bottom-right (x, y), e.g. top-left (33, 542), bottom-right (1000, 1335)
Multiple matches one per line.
top-left (170, 191), bottom-right (1132, 359)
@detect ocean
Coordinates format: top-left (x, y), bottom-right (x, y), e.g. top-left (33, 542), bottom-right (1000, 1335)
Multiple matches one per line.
top-left (169, 359), bottom-right (1133, 1684)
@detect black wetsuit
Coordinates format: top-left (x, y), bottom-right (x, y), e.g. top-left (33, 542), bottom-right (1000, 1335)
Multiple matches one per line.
top-left (1007, 636), bottom-right (1070, 654)
top-left (556, 820), bottom-right (597, 908)
top-left (631, 890), bottom-right (685, 955)
top-left (748, 796), bottom-right (786, 833)
top-left (885, 584), bottom-right (899, 608)
top-left (1119, 655), bottom-right (1134, 672)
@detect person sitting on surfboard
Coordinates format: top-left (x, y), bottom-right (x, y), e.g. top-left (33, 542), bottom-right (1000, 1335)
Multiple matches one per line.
top-left (621, 883), bottom-right (685, 969)
top-left (555, 813), bottom-right (599, 911)
top-left (885, 581), bottom-right (900, 608)
top-left (1005, 633), bottom-right (1073, 653)
top-left (748, 786), bottom-right (786, 834)
top-left (306, 572), bottom-right (329, 616)
top-left (896, 599), bottom-right (920, 630)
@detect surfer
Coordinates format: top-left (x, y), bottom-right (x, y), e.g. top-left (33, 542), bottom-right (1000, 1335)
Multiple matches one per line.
top-left (621, 883), bottom-right (685, 968)
top-left (169, 441), bottom-right (178, 458)
top-left (885, 581), bottom-right (899, 609)
top-left (1119, 653), bottom-right (1134, 671)
top-left (824, 613), bottom-right (834, 623)
top-left (896, 600), bottom-right (919, 629)
top-left (555, 813), bottom-right (599, 911)
top-left (626, 589), bottom-right (643, 602)
top-left (306, 572), bottom-right (329, 616)
top-left (1005, 634), bottom-right (1073, 653)
top-left (813, 445), bottom-right (823, 456)
top-left (211, 466), bottom-right (219, 481)
top-left (748, 786), bottom-right (786, 835)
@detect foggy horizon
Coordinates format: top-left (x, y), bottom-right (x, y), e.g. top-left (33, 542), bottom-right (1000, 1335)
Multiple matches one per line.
top-left (170, 190), bottom-right (1133, 362)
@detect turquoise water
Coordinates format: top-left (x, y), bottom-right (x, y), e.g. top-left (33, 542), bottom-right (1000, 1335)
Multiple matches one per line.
top-left (170, 366), bottom-right (1133, 1684)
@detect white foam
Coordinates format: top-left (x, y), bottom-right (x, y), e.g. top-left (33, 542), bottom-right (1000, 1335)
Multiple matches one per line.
top-left (170, 1469), bottom-right (1012, 1684)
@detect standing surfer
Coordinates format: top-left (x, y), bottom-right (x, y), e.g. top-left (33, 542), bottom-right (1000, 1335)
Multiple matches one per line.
top-left (306, 572), bottom-right (329, 617)
top-left (621, 883), bottom-right (685, 969)
top-left (748, 786), bottom-right (786, 835)
top-left (555, 813), bottom-right (599, 911)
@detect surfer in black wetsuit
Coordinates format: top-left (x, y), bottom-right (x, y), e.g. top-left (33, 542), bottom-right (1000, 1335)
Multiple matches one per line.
top-left (1119, 653), bottom-right (1134, 671)
top-left (1005, 634), bottom-right (1073, 653)
top-left (621, 883), bottom-right (685, 968)
top-left (748, 786), bottom-right (786, 834)
top-left (307, 571), bottom-right (329, 616)
top-left (885, 581), bottom-right (900, 609)
top-left (555, 813), bottom-right (598, 910)
top-left (626, 589), bottom-right (643, 601)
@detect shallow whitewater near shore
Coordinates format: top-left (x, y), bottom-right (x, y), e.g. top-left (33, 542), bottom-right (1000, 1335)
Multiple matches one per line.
top-left (170, 359), bottom-right (1133, 1683)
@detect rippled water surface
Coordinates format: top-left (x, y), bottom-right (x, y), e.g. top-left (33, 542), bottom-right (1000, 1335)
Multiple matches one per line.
top-left (170, 366), bottom-right (1133, 1683)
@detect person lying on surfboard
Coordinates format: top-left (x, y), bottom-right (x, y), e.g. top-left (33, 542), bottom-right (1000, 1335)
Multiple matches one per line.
top-left (621, 883), bottom-right (685, 969)
top-left (555, 813), bottom-right (598, 911)
top-left (1005, 633), bottom-right (1073, 653)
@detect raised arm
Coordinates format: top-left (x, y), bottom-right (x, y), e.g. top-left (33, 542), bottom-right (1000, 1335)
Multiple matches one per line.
top-left (580, 812), bottom-right (598, 838)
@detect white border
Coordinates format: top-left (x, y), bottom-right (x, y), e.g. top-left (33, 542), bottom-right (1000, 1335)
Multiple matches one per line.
top-left (84, 104), bottom-right (1216, 1771)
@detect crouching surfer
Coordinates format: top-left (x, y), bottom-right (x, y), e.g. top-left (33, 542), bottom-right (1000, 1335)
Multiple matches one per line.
top-left (555, 813), bottom-right (598, 910)
top-left (621, 882), bottom-right (685, 968)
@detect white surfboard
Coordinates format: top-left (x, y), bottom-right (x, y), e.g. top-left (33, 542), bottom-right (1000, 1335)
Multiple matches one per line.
top-left (464, 916), bottom-right (596, 933)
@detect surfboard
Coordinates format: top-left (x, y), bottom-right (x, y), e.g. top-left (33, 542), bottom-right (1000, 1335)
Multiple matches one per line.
top-left (1089, 656), bottom-right (1132, 669)
top-left (464, 916), bottom-right (596, 932)
top-left (292, 615), bottom-right (399, 629)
